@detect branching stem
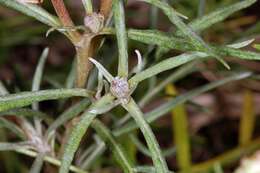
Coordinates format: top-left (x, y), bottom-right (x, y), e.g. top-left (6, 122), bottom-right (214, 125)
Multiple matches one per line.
top-left (50, 0), bottom-right (81, 43)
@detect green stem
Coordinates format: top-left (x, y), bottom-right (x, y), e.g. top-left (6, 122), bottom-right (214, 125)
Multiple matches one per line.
top-left (115, 72), bottom-right (251, 136)
top-left (0, 89), bottom-right (93, 112)
top-left (92, 119), bottom-right (134, 173)
top-left (123, 98), bottom-right (169, 173)
top-left (29, 152), bottom-right (45, 173)
top-left (81, 139), bottom-right (105, 169)
top-left (15, 148), bottom-right (88, 173)
top-left (114, 28), bottom-right (260, 63)
top-left (239, 90), bottom-right (255, 146)
top-left (59, 94), bottom-right (114, 173)
top-left (129, 134), bottom-right (176, 158)
top-left (129, 52), bottom-right (207, 86)
top-left (116, 61), bottom-right (197, 127)
top-left (113, 0), bottom-right (129, 77)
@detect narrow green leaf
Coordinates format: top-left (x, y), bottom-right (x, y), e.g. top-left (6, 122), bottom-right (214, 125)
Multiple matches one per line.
top-left (45, 77), bottom-right (64, 89)
top-left (29, 152), bottom-right (45, 173)
top-left (121, 134), bottom-right (137, 164)
top-left (129, 52), bottom-right (207, 85)
top-left (0, 89), bottom-right (93, 112)
top-left (59, 94), bottom-right (114, 173)
top-left (134, 166), bottom-right (156, 173)
top-left (32, 48), bottom-right (49, 136)
top-left (59, 113), bottom-right (98, 173)
top-left (155, 46), bottom-right (170, 60)
top-left (130, 133), bottom-right (158, 158)
top-left (0, 81), bottom-right (9, 95)
top-left (130, 134), bottom-right (176, 158)
top-left (228, 39), bottom-right (255, 49)
top-left (0, 108), bottom-right (50, 119)
top-left (81, 137), bottom-right (105, 169)
top-left (0, 130), bottom-right (24, 173)
top-left (137, 0), bottom-right (192, 40)
top-left (183, 0), bottom-right (257, 34)
top-left (138, 0), bottom-right (224, 67)
top-left (89, 58), bottom-right (114, 82)
top-left (253, 44), bottom-right (260, 50)
top-left (77, 144), bottom-right (95, 166)
top-left (128, 29), bottom-right (174, 48)
top-left (115, 72), bottom-right (251, 136)
top-left (32, 48), bottom-right (49, 110)
top-left (133, 166), bottom-right (174, 173)
top-left (0, 142), bottom-right (31, 151)
top-left (143, 72), bottom-right (250, 124)
top-left (116, 61), bottom-right (198, 127)
top-left (127, 29), bottom-right (260, 61)
top-left (239, 90), bottom-right (255, 146)
top-left (140, 61), bottom-right (198, 107)
top-left (213, 163), bottom-right (224, 173)
top-left (123, 98), bottom-right (169, 173)
top-left (81, 0), bottom-right (93, 14)
top-left (16, 148), bottom-right (88, 173)
top-left (92, 119), bottom-right (134, 173)
top-left (197, 0), bottom-right (205, 18)
top-left (96, 71), bottom-right (105, 99)
top-left (113, 0), bottom-right (129, 77)
top-left (150, 4), bottom-right (159, 28)
top-left (0, 0), bottom-right (60, 27)
top-left (214, 46), bottom-right (260, 61)
top-left (166, 85), bottom-right (191, 172)
top-left (0, 118), bottom-right (25, 139)
top-left (46, 98), bottom-right (90, 136)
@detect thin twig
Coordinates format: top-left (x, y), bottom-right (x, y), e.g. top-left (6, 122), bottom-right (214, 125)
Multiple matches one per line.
top-left (123, 98), bottom-right (169, 173)
top-left (100, 0), bottom-right (113, 20)
top-left (50, 0), bottom-right (81, 42)
top-left (50, 0), bottom-right (74, 26)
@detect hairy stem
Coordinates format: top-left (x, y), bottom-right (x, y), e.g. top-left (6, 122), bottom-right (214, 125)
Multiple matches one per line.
top-left (59, 94), bottom-right (115, 173)
top-left (113, 0), bottom-right (129, 77)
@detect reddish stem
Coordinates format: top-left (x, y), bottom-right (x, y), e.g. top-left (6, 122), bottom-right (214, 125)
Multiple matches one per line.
top-left (51, 0), bottom-right (74, 26)
top-left (51, 0), bottom-right (81, 42)
top-left (100, 0), bottom-right (113, 20)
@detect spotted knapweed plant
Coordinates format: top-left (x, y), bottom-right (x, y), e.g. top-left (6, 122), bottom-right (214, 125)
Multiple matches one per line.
top-left (0, 0), bottom-right (260, 173)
